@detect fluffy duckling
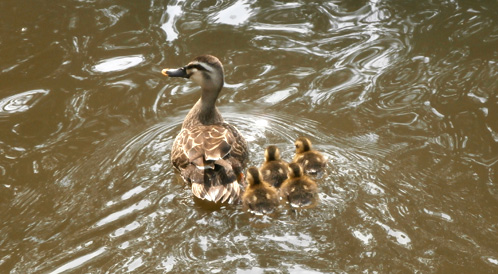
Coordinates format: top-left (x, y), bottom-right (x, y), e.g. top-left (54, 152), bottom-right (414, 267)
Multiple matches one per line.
top-left (260, 145), bottom-right (289, 188)
top-left (292, 137), bottom-right (326, 176)
top-left (242, 167), bottom-right (280, 215)
top-left (163, 55), bottom-right (248, 204)
top-left (280, 163), bottom-right (318, 208)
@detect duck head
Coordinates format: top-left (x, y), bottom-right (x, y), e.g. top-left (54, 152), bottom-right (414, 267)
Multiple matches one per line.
top-left (288, 162), bottom-right (304, 178)
top-left (295, 137), bottom-right (312, 154)
top-left (246, 166), bottom-right (263, 186)
top-left (162, 55), bottom-right (224, 93)
top-left (264, 145), bottom-right (281, 162)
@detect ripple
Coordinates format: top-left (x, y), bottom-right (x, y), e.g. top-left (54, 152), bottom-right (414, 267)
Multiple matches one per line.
top-left (257, 87), bottom-right (298, 104)
top-left (255, 3), bottom-right (303, 23)
top-left (99, 31), bottom-right (153, 50)
top-left (314, 33), bottom-right (371, 58)
top-left (361, 7), bottom-right (393, 23)
top-left (91, 55), bottom-right (145, 73)
top-left (50, 247), bottom-right (107, 274)
top-left (376, 221), bottom-right (412, 247)
top-left (251, 23), bottom-right (313, 34)
top-left (96, 5), bottom-right (128, 30)
top-left (95, 200), bottom-right (151, 227)
top-left (184, 0), bottom-right (231, 12)
top-left (423, 208), bottom-right (453, 222)
top-left (353, 229), bottom-right (374, 245)
top-left (221, 107), bottom-right (326, 147)
top-left (376, 86), bottom-right (428, 112)
top-left (214, 1), bottom-right (252, 26)
top-left (448, 12), bottom-right (494, 43)
top-left (160, 3), bottom-right (182, 42)
top-left (5, 0), bottom-right (498, 273)
top-left (376, 60), bottom-right (425, 90)
top-left (483, 256), bottom-right (498, 267)
top-left (306, 67), bottom-right (364, 106)
top-left (340, 37), bottom-right (406, 71)
top-left (254, 2), bottom-right (336, 34)
top-left (0, 89), bottom-right (49, 116)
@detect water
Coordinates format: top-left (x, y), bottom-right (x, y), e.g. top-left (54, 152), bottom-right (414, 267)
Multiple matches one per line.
top-left (1, 0), bottom-right (498, 273)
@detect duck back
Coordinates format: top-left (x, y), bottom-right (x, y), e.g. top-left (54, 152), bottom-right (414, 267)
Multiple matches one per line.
top-left (260, 160), bottom-right (289, 188)
top-left (280, 177), bottom-right (318, 208)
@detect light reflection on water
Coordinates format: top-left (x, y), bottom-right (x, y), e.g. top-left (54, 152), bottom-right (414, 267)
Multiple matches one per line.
top-left (0, 89), bottom-right (49, 115)
top-left (91, 55), bottom-right (145, 73)
top-left (1, 0), bottom-right (498, 273)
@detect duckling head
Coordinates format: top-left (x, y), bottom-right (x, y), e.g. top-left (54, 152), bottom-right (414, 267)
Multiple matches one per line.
top-left (288, 162), bottom-right (304, 178)
top-left (295, 137), bottom-right (312, 154)
top-left (264, 145), bottom-right (281, 162)
top-left (246, 166), bottom-right (263, 186)
top-left (162, 55), bottom-right (224, 93)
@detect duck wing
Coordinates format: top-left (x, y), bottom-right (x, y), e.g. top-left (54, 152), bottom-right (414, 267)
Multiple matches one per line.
top-left (171, 124), bottom-right (248, 203)
top-left (171, 125), bottom-right (234, 170)
top-left (221, 122), bottom-right (248, 164)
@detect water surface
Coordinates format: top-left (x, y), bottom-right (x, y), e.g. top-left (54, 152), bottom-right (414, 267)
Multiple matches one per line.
top-left (1, 0), bottom-right (498, 273)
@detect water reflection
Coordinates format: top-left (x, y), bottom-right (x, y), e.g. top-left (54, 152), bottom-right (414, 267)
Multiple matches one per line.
top-left (1, 0), bottom-right (498, 273)
top-left (214, 1), bottom-right (252, 26)
top-left (91, 55), bottom-right (145, 73)
top-left (0, 89), bottom-right (49, 116)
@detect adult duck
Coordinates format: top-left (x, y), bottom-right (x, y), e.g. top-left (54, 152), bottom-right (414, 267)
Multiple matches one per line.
top-left (162, 55), bottom-right (248, 203)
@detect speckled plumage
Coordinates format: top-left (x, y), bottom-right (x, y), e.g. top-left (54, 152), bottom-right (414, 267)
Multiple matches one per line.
top-left (292, 137), bottom-right (326, 176)
top-left (280, 162), bottom-right (318, 208)
top-left (260, 145), bottom-right (289, 188)
top-left (242, 167), bottom-right (280, 215)
top-left (165, 55), bottom-right (248, 203)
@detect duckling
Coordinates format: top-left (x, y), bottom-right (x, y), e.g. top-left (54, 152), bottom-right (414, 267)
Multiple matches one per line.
top-left (260, 145), bottom-right (289, 188)
top-left (280, 162), bottom-right (318, 208)
top-left (242, 167), bottom-right (280, 215)
top-left (163, 55), bottom-right (248, 204)
top-left (292, 137), bottom-right (326, 176)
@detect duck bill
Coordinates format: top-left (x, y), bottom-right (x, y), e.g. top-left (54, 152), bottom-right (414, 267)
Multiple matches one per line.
top-left (161, 67), bottom-right (188, 78)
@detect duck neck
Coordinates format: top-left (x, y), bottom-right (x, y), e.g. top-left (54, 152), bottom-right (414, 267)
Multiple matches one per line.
top-left (267, 155), bottom-right (277, 161)
top-left (186, 84), bottom-right (223, 126)
top-left (200, 84), bottom-right (219, 111)
top-left (251, 178), bottom-right (262, 186)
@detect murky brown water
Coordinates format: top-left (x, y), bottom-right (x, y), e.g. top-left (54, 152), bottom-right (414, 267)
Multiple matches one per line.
top-left (1, 0), bottom-right (498, 273)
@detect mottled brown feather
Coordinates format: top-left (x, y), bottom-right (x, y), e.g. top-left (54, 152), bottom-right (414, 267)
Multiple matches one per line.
top-left (169, 55), bottom-right (248, 203)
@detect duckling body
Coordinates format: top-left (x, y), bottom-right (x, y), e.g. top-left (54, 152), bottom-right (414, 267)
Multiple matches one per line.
top-left (242, 167), bottom-right (280, 215)
top-left (164, 55), bottom-right (248, 203)
top-left (280, 163), bottom-right (318, 208)
top-left (260, 145), bottom-right (289, 188)
top-left (292, 137), bottom-right (326, 176)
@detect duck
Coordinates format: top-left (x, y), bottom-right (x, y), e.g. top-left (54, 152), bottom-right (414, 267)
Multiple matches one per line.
top-left (259, 145), bottom-right (289, 188)
top-left (280, 162), bottom-right (318, 208)
top-left (292, 136), bottom-right (326, 176)
top-left (242, 167), bottom-right (280, 215)
top-left (162, 55), bottom-right (248, 204)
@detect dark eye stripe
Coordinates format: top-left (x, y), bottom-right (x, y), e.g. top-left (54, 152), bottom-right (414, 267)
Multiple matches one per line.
top-left (186, 64), bottom-right (207, 71)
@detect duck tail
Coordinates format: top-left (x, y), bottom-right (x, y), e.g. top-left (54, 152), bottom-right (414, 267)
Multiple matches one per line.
top-left (191, 176), bottom-right (241, 203)
top-left (189, 158), bottom-right (243, 203)
top-left (192, 180), bottom-right (240, 203)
